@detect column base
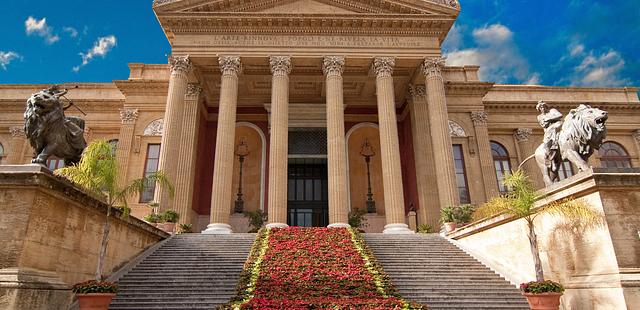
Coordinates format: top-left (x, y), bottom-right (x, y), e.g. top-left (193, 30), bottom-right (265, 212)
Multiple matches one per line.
top-left (383, 223), bottom-right (415, 234)
top-left (201, 223), bottom-right (233, 234)
top-left (265, 223), bottom-right (289, 229)
top-left (327, 223), bottom-right (351, 228)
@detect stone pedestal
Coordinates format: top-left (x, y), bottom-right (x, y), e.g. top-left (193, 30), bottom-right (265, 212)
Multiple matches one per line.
top-left (205, 56), bottom-right (242, 235)
top-left (0, 268), bottom-right (71, 310)
top-left (372, 57), bottom-right (412, 234)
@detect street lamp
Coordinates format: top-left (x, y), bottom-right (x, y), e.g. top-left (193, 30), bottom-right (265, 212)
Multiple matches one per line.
top-left (360, 138), bottom-right (376, 213)
top-left (234, 137), bottom-right (250, 213)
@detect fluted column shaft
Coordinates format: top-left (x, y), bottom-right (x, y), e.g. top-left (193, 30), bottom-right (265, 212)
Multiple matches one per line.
top-left (422, 58), bottom-right (459, 208)
top-left (323, 56), bottom-right (350, 228)
top-left (115, 109), bottom-right (138, 188)
top-left (7, 127), bottom-right (27, 164)
top-left (372, 57), bottom-right (412, 234)
top-left (175, 84), bottom-right (202, 226)
top-left (408, 86), bottom-right (440, 228)
top-left (157, 55), bottom-right (191, 211)
top-left (471, 112), bottom-right (500, 199)
top-left (205, 56), bottom-right (242, 234)
top-left (266, 56), bottom-right (292, 228)
top-left (514, 128), bottom-right (544, 188)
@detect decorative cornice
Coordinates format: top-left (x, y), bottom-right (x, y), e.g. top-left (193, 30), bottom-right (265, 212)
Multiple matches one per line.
top-left (422, 57), bottom-right (446, 78)
top-left (514, 128), bottom-right (533, 143)
top-left (408, 85), bottom-right (427, 100)
top-left (143, 119), bottom-right (164, 136)
top-left (153, 0), bottom-right (176, 6)
top-left (119, 108), bottom-right (139, 124)
top-left (9, 126), bottom-right (25, 138)
top-left (219, 56), bottom-right (242, 76)
top-left (372, 57), bottom-right (395, 78)
top-left (322, 56), bottom-right (345, 77)
top-left (432, 0), bottom-right (460, 9)
top-left (449, 120), bottom-right (467, 137)
top-left (185, 83), bottom-right (203, 99)
top-left (470, 111), bottom-right (488, 126)
top-left (168, 55), bottom-right (192, 75)
top-left (269, 56), bottom-right (292, 76)
top-left (633, 130), bottom-right (640, 143)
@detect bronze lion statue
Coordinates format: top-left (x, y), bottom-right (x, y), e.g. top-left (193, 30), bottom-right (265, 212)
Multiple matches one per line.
top-left (533, 104), bottom-right (608, 185)
top-left (24, 86), bottom-right (87, 166)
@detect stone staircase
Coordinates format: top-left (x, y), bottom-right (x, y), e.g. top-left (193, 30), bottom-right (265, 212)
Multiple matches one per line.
top-left (365, 233), bottom-right (529, 309)
top-left (109, 233), bottom-right (255, 310)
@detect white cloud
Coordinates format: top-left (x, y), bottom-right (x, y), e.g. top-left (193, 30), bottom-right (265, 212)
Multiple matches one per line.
top-left (25, 16), bottom-right (59, 44)
top-left (571, 48), bottom-right (628, 87)
top-left (569, 43), bottom-right (585, 57)
top-left (74, 35), bottom-right (117, 71)
top-left (444, 23), bottom-right (539, 84)
top-left (63, 26), bottom-right (78, 38)
top-left (0, 51), bottom-right (21, 70)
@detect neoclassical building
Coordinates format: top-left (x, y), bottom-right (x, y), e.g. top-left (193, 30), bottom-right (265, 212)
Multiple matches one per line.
top-left (1, 0), bottom-right (639, 233)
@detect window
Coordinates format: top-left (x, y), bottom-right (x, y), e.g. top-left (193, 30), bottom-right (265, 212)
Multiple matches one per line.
top-left (452, 145), bottom-right (470, 204)
top-left (600, 141), bottom-right (632, 168)
top-left (0, 143), bottom-right (4, 164)
top-left (46, 157), bottom-right (65, 170)
top-left (491, 142), bottom-right (512, 193)
top-left (557, 161), bottom-right (575, 180)
top-left (140, 144), bottom-right (161, 203)
top-left (108, 139), bottom-right (119, 156)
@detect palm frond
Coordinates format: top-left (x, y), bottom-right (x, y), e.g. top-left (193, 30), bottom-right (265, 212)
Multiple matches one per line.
top-left (539, 198), bottom-right (605, 231)
top-left (56, 140), bottom-right (117, 199)
top-left (117, 170), bottom-right (174, 205)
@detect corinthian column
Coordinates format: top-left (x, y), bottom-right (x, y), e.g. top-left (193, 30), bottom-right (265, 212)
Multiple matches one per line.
top-left (470, 111), bottom-right (500, 199)
top-left (115, 109), bottom-right (138, 187)
top-left (175, 84), bottom-right (202, 226)
top-left (323, 56), bottom-right (349, 228)
top-left (422, 58), bottom-right (459, 209)
top-left (514, 128), bottom-right (544, 188)
top-left (204, 56), bottom-right (242, 234)
top-left (266, 56), bottom-right (292, 229)
top-left (372, 57), bottom-right (412, 234)
top-left (156, 55), bottom-right (191, 212)
top-left (408, 85), bottom-right (440, 228)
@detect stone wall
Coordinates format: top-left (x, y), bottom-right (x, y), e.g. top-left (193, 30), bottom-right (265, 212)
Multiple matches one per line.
top-left (449, 168), bottom-right (640, 309)
top-left (0, 165), bottom-right (168, 286)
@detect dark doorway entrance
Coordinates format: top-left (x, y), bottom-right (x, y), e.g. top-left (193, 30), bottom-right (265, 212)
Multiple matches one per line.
top-left (287, 158), bottom-right (328, 227)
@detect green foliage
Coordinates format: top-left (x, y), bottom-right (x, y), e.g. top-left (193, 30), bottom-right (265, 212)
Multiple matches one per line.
top-left (440, 206), bottom-right (456, 223)
top-left (143, 213), bottom-right (161, 223)
top-left (178, 223), bottom-right (193, 234)
top-left (348, 208), bottom-right (369, 229)
top-left (454, 204), bottom-right (476, 224)
top-left (520, 280), bottom-right (564, 294)
top-left (162, 210), bottom-right (180, 223)
top-left (416, 224), bottom-right (433, 234)
top-left (243, 209), bottom-right (268, 233)
top-left (71, 280), bottom-right (118, 294)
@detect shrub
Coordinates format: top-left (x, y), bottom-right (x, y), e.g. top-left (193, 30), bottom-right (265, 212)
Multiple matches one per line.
top-left (520, 280), bottom-right (564, 294)
top-left (417, 224), bottom-right (433, 234)
top-left (72, 280), bottom-right (118, 294)
top-left (243, 209), bottom-right (267, 233)
top-left (348, 208), bottom-right (368, 229)
top-left (162, 210), bottom-right (180, 223)
top-left (455, 204), bottom-right (476, 224)
top-left (440, 206), bottom-right (456, 223)
top-left (143, 213), bottom-right (161, 224)
top-left (178, 223), bottom-right (192, 234)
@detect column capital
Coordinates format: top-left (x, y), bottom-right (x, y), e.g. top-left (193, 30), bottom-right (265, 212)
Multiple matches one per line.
top-left (514, 128), bottom-right (533, 143)
top-left (421, 57), bottom-right (446, 78)
top-left (185, 83), bottom-right (203, 100)
top-left (218, 56), bottom-right (242, 76)
top-left (322, 56), bottom-right (345, 76)
top-left (470, 111), bottom-right (488, 126)
top-left (633, 129), bottom-right (640, 143)
top-left (9, 126), bottom-right (25, 138)
top-left (372, 57), bottom-right (395, 78)
top-left (408, 85), bottom-right (427, 101)
top-left (269, 56), bottom-right (292, 76)
top-left (119, 108), bottom-right (139, 124)
top-left (168, 55), bottom-right (192, 75)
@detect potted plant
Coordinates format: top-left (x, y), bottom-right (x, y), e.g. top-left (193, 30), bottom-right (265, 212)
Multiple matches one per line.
top-left (440, 206), bottom-right (456, 232)
top-left (416, 224), bottom-right (433, 234)
top-left (72, 280), bottom-right (118, 310)
top-left (161, 210), bottom-right (180, 233)
top-left (454, 204), bottom-right (476, 227)
top-left (348, 207), bottom-right (369, 232)
top-left (56, 140), bottom-right (173, 309)
top-left (177, 223), bottom-right (192, 234)
top-left (143, 213), bottom-right (161, 228)
top-left (243, 209), bottom-right (268, 233)
top-left (473, 170), bottom-right (603, 310)
top-left (520, 280), bottom-right (564, 309)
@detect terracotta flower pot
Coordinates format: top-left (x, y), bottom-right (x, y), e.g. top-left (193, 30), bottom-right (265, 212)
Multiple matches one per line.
top-left (523, 292), bottom-right (562, 310)
top-left (163, 222), bottom-right (176, 233)
top-left (76, 293), bottom-right (116, 310)
top-left (443, 222), bottom-right (456, 233)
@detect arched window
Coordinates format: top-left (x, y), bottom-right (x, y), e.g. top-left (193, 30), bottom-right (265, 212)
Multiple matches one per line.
top-left (600, 141), bottom-right (633, 168)
top-left (452, 144), bottom-right (470, 204)
top-left (491, 142), bottom-right (512, 193)
top-left (0, 143), bottom-right (5, 164)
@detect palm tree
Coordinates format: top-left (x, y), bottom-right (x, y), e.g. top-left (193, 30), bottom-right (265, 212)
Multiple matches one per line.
top-left (473, 170), bottom-right (603, 282)
top-left (56, 140), bottom-right (174, 281)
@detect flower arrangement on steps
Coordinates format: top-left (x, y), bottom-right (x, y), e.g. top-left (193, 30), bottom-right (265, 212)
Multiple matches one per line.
top-left (222, 227), bottom-right (426, 310)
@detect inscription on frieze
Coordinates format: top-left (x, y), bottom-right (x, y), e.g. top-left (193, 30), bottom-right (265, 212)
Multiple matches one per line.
top-left (188, 35), bottom-right (434, 49)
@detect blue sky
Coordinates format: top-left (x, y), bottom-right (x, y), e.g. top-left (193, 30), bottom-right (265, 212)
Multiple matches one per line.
top-left (1, 0), bottom-right (638, 87)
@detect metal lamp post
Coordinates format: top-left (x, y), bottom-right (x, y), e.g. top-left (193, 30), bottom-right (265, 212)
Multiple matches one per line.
top-left (360, 138), bottom-right (376, 213)
top-left (234, 138), bottom-right (250, 213)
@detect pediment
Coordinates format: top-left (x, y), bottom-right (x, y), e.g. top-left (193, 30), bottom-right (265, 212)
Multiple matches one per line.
top-left (154, 0), bottom-right (460, 16)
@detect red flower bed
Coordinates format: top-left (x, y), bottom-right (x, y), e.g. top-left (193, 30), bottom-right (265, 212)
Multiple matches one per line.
top-left (226, 227), bottom-right (426, 309)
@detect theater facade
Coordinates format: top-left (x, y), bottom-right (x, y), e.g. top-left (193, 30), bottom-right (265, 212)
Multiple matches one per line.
top-left (0, 0), bottom-right (639, 233)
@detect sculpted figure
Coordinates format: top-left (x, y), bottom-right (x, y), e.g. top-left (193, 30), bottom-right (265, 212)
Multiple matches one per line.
top-left (528, 103), bottom-right (608, 185)
top-left (24, 85), bottom-right (87, 166)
